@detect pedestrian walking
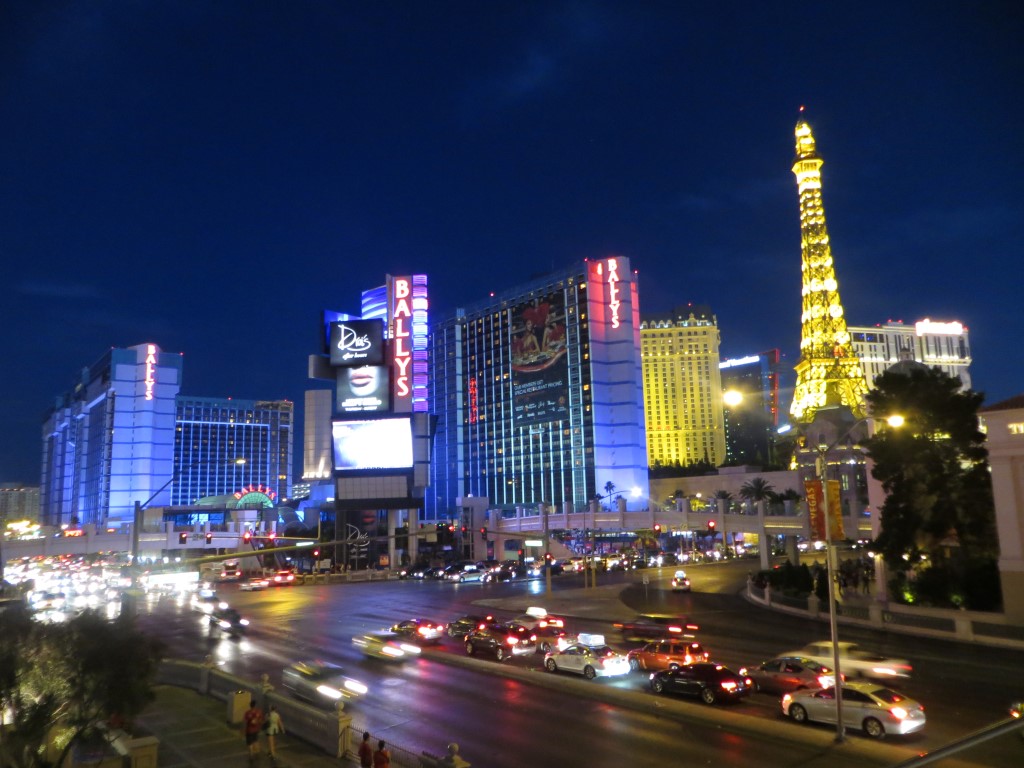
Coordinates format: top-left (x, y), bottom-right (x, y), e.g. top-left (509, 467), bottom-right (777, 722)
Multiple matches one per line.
top-left (358, 731), bottom-right (373, 768)
top-left (265, 705), bottom-right (285, 763)
top-left (372, 739), bottom-right (391, 767)
top-left (243, 700), bottom-right (264, 765)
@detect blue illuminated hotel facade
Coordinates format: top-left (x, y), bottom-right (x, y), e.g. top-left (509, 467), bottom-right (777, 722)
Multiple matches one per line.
top-left (427, 256), bottom-right (649, 521)
top-left (40, 343), bottom-right (292, 527)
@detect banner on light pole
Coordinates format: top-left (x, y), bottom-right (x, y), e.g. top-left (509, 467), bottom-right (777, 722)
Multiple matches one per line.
top-left (804, 479), bottom-right (825, 540)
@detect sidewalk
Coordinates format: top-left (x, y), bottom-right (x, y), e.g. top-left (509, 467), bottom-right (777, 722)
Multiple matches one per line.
top-left (136, 686), bottom-right (350, 768)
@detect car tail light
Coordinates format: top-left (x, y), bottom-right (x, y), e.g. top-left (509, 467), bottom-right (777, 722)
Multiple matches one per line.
top-left (890, 706), bottom-right (909, 720)
top-left (817, 675), bottom-right (833, 688)
top-left (668, 625), bottom-right (682, 633)
top-left (507, 636), bottom-right (519, 646)
top-left (782, 693), bottom-right (793, 707)
top-left (721, 681), bottom-right (737, 691)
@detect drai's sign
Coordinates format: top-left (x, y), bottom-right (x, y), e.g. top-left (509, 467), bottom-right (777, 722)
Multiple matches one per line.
top-left (329, 319), bottom-right (385, 366)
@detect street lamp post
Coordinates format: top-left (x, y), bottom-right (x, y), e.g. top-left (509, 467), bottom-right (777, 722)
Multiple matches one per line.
top-left (814, 413), bottom-right (903, 742)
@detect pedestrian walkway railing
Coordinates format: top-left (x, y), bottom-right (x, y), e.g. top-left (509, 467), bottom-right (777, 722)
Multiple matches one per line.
top-left (746, 582), bottom-right (1024, 650)
top-left (156, 660), bottom-right (465, 766)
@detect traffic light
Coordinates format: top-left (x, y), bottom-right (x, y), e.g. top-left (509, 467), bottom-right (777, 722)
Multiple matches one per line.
top-left (313, 548), bottom-right (320, 558)
top-left (205, 532), bottom-right (213, 544)
top-left (479, 527), bottom-right (487, 537)
top-left (447, 524), bottom-right (455, 533)
top-left (653, 523), bottom-right (662, 533)
top-left (460, 525), bottom-right (467, 534)
top-left (544, 552), bottom-right (553, 562)
top-left (268, 531), bottom-right (276, 541)
top-left (178, 532), bottom-right (188, 545)
top-left (708, 519), bottom-right (717, 534)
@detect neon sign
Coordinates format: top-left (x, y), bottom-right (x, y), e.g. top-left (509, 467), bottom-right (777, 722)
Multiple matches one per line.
top-left (916, 319), bottom-right (963, 336)
top-left (145, 344), bottom-right (157, 400)
top-left (393, 278), bottom-right (413, 401)
top-left (468, 378), bottom-right (478, 424)
top-left (606, 258), bottom-right (621, 329)
top-left (233, 484), bottom-right (277, 501)
top-left (389, 274), bottom-right (429, 412)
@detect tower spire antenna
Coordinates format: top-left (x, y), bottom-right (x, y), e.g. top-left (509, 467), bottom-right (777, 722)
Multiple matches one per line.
top-left (789, 118), bottom-right (868, 424)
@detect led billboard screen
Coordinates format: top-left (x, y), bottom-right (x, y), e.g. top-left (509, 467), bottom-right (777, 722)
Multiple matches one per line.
top-left (332, 417), bottom-right (413, 471)
top-left (337, 365), bottom-right (391, 413)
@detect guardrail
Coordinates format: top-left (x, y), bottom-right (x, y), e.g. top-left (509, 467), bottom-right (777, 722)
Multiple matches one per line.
top-left (745, 582), bottom-right (1024, 650)
top-left (156, 660), bottom-right (466, 767)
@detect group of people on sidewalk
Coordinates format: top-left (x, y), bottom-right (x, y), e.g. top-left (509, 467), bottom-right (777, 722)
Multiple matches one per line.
top-left (243, 699), bottom-right (285, 766)
top-left (358, 731), bottom-right (391, 767)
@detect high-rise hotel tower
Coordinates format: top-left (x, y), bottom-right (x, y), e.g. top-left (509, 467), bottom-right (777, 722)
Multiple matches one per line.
top-left (428, 257), bottom-right (649, 520)
top-left (640, 304), bottom-right (726, 469)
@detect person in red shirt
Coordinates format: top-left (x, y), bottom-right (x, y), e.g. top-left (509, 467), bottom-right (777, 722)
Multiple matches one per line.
top-left (357, 731), bottom-right (373, 768)
top-left (372, 740), bottom-right (391, 767)
top-left (243, 700), bottom-right (264, 764)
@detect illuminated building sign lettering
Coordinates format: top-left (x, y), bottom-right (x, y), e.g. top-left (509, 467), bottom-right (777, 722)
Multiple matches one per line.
top-left (393, 278), bottom-right (412, 400)
top-left (233, 484), bottom-right (277, 502)
top-left (145, 344), bottom-right (157, 401)
top-left (389, 274), bottom-right (429, 412)
top-left (916, 319), bottom-right (963, 336)
top-left (606, 258), bottom-right (621, 329)
top-left (719, 355), bottom-right (760, 369)
top-left (468, 377), bottom-right (478, 424)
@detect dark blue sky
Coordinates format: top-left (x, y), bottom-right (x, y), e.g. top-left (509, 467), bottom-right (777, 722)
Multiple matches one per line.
top-left (2, 2), bottom-right (1021, 484)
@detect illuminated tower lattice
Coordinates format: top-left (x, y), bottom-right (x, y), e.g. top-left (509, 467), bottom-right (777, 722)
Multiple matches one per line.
top-left (789, 114), bottom-right (869, 424)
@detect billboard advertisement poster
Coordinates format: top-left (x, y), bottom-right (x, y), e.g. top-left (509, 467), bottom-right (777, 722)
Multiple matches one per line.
top-left (328, 318), bottom-right (385, 367)
top-left (511, 291), bottom-right (569, 426)
top-left (336, 365), bottom-right (391, 413)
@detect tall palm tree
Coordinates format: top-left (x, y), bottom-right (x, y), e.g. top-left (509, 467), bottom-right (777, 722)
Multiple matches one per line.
top-left (739, 477), bottom-right (776, 502)
top-left (603, 481), bottom-right (616, 500)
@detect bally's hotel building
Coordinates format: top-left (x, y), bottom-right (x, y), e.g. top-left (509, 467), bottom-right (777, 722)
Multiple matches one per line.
top-left (427, 256), bottom-right (649, 521)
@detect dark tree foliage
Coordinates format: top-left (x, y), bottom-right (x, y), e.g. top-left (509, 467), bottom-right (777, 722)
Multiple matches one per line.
top-left (864, 366), bottom-right (998, 609)
top-left (0, 608), bottom-right (165, 768)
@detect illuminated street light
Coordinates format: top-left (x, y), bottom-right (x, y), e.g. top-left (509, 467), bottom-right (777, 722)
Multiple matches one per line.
top-left (722, 389), bottom-right (743, 408)
top-left (815, 412), bottom-right (902, 742)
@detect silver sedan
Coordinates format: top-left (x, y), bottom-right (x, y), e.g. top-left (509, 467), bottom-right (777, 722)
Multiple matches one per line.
top-left (781, 682), bottom-right (926, 738)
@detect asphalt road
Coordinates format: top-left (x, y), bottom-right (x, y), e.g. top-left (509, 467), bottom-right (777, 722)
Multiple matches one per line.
top-left (137, 559), bottom-right (1024, 768)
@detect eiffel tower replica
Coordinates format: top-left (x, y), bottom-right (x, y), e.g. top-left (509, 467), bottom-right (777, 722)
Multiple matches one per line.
top-left (789, 111), bottom-right (869, 425)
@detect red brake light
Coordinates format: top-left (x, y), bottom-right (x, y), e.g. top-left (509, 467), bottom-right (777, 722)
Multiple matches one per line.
top-left (890, 706), bottom-right (909, 720)
top-left (507, 636), bottom-right (519, 645)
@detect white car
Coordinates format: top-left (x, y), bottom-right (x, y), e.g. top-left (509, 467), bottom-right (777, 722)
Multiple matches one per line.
top-left (282, 661), bottom-right (368, 706)
top-left (352, 632), bottom-right (422, 662)
top-left (512, 606), bottom-right (565, 631)
top-left (671, 570), bottom-right (691, 592)
top-left (783, 641), bottom-right (912, 680)
top-left (782, 681), bottom-right (926, 738)
top-left (543, 634), bottom-right (631, 679)
top-left (239, 577), bottom-right (269, 592)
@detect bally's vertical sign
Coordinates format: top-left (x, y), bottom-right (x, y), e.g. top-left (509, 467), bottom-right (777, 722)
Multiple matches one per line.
top-left (388, 274), bottom-right (429, 413)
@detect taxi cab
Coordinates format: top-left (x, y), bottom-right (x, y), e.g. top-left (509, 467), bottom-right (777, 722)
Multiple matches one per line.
top-left (543, 633), bottom-right (630, 679)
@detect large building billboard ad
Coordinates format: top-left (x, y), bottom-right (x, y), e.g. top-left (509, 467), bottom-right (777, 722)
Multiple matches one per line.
top-left (511, 291), bottom-right (569, 426)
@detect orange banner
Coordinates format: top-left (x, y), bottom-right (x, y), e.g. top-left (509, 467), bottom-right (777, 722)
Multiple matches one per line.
top-left (804, 479), bottom-right (825, 540)
top-left (827, 479), bottom-right (844, 540)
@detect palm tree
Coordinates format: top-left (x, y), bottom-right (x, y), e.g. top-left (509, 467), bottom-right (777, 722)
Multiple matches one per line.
top-left (739, 477), bottom-right (776, 502)
top-left (603, 481), bottom-right (617, 499)
top-left (713, 489), bottom-right (732, 500)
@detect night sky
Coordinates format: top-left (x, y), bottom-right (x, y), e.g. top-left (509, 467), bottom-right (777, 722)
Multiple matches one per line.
top-left (2, 2), bottom-right (1021, 485)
